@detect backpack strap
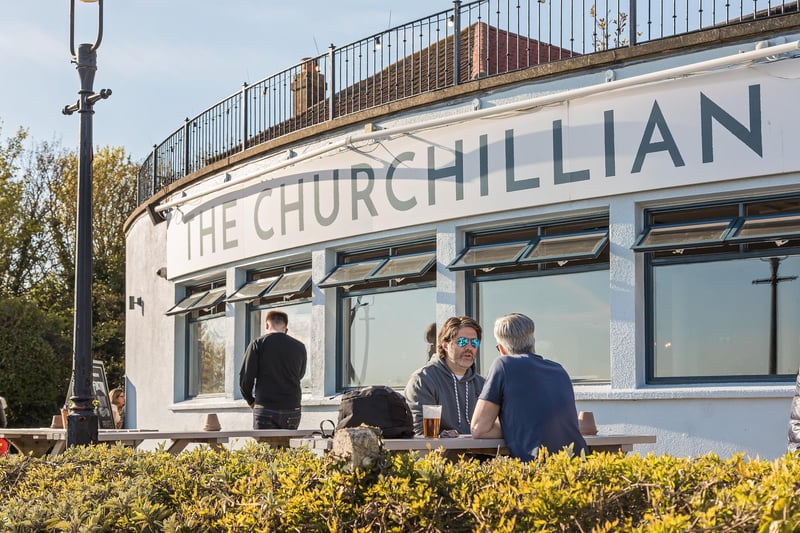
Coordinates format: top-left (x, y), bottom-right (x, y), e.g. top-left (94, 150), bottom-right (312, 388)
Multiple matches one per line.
top-left (319, 419), bottom-right (336, 438)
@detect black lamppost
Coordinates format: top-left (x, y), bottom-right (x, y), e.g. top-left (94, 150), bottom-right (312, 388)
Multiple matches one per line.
top-left (62, 0), bottom-right (110, 446)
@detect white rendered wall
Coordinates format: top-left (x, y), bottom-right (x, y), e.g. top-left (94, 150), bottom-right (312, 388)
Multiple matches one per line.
top-left (125, 34), bottom-right (800, 457)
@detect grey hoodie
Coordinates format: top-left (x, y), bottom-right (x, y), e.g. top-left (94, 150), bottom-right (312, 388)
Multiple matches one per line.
top-left (404, 357), bottom-right (485, 435)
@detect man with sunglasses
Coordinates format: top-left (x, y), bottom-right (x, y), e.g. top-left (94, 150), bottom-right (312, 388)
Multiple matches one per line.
top-left (471, 313), bottom-right (587, 461)
top-left (404, 316), bottom-right (486, 436)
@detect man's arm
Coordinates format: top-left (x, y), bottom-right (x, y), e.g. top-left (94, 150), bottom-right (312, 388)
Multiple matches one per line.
top-left (470, 398), bottom-right (502, 438)
top-left (239, 342), bottom-right (257, 407)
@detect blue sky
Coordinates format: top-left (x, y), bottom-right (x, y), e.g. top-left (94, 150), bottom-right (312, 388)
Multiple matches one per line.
top-left (1, 1), bottom-right (445, 162)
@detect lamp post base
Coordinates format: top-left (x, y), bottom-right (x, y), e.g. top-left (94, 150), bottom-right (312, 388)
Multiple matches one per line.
top-left (66, 412), bottom-right (98, 447)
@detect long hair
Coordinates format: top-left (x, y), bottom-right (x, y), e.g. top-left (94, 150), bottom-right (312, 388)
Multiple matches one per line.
top-left (109, 388), bottom-right (125, 407)
top-left (436, 316), bottom-right (482, 358)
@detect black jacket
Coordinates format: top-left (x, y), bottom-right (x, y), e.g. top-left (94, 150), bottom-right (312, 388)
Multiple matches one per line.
top-left (789, 371), bottom-right (800, 452)
top-left (239, 332), bottom-right (307, 410)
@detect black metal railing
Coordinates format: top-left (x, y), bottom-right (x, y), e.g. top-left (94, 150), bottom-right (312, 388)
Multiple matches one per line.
top-left (137, 0), bottom-right (798, 205)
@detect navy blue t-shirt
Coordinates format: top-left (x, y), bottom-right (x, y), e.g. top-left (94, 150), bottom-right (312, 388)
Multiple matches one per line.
top-left (479, 353), bottom-right (587, 461)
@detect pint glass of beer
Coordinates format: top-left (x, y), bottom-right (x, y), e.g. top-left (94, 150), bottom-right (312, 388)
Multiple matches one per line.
top-left (422, 404), bottom-right (442, 438)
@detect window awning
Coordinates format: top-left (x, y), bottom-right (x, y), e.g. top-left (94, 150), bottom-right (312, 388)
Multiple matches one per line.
top-left (265, 269), bottom-right (312, 298)
top-left (449, 230), bottom-right (608, 271)
top-left (367, 252), bottom-right (435, 282)
top-left (726, 212), bottom-right (800, 245)
top-left (447, 241), bottom-right (530, 271)
top-left (520, 230), bottom-right (608, 264)
top-left (319, 252), bottom-right (435, 288)
top-left (319, 259), bottom-right (385, 288)
top-left (632, 212), bottom-right (800, 252)
top-left (227, 269), bottom-right (313, 303)
top-left (631, 219), bottom-right (733, 252)
top-left (226, 276), bottom-right (278, 303)
top-left (166, 287), bottom-right (226, 316)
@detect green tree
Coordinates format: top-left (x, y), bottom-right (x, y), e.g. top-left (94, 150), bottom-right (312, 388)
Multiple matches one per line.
top-left (0, 297), bottom-right (71, 427)
top-left (0, 124), bottom-right (44, 297)
top-left (0, 121), bottom-right (138, 414)
top-left (42, 146), bottom-right (139, 389)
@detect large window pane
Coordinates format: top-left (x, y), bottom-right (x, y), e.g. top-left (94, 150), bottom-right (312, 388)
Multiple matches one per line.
top-left (652, 256), bottom-right (800, 378)
top-left (343, 287), bottom-right (435, 388)
top-left (249, 302), bottom-right (312, 391)
top-left (476, 270), bottom-right (610, 383)
top-left (188, 316), bottom-right (226, 397)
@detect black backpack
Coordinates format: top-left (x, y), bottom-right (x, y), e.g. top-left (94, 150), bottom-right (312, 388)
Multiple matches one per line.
top-left (336, 386), bottom-right (414, 438)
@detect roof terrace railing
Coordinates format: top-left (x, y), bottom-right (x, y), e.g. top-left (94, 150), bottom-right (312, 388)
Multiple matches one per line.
top-left (137, 0), bottom-right (799, 205)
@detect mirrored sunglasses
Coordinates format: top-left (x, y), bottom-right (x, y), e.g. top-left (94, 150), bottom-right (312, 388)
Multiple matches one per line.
top-left (455, 337), bottom-right (480, 349)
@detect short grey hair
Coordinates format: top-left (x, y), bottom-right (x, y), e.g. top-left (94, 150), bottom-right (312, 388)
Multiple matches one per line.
top-left (494, 313), bottom-right (536, 354)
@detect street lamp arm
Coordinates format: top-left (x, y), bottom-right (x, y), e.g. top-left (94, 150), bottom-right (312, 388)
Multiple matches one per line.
top-left (63, 101), bottom-right (79, 116)
top-left (62, 89), bottom-right (111, 116)
top-left (87, 88), bottom-right (112, 105)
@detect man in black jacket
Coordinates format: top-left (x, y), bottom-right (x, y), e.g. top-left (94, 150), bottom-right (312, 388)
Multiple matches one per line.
top-left (239, 310), bottom-right (307, 429)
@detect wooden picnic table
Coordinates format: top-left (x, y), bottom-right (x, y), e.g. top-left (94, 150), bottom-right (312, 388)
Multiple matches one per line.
top-left (290, 433), bottom-right (657, 456)
top-left (0, 428), bottom-right (315, 456)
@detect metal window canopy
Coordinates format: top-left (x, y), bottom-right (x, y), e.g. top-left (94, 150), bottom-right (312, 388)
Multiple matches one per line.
top-left (226, 276), bottom-right (279, 303)
top-left (319, 252), bottom-right (435, 288)
top-left (726, 212), bottom-right (800, 245)
top-left (319, 259), bottom-right (384, 288)
top-left (364, 252), bottom-right (435, 282)
top-left (165, 287), bottom-right (226, 316)
top-left (520, 230), bottom-right (609, 264)
top-left (448, 241), bottom-right (530, 271)
top-left (449, 230), bottom-right (608, 271)
top-left (633, 212), bottom-right (800, 252)
top-left (631, 218), bottom-right (733, 252)
top-left (265, 269), bottom-right (312, 298)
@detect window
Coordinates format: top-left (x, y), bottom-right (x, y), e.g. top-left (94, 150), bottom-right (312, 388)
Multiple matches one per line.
top-left (243, 263), bottom-right (313, 391)
top-left (323, 241), bottom-right (436, 389)
top-left (635, 195), bottom-right (800, 383)
top-left (172, 281), bottom-right (226, 398)
top-left (452, 216), bottom-right (610, 383)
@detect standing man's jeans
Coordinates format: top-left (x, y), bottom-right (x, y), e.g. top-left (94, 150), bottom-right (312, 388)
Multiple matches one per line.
top-left (253, 407), bottom-right (301, 429)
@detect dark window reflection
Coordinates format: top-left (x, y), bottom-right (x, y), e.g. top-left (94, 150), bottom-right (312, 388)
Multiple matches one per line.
top-left (477, 270), bottom-right (610, 383)
top-left (188, 317), bottom-right (226, 396)
top-left (653, 256), bottom-right (800, 378)
top-left (343, 287), bottom-right (435, 388)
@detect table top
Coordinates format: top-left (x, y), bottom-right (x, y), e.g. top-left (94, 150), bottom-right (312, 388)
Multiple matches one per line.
top-left (290, 433), bottom-right (657, 452)
top-left (0, 428), bottom-right (313, 437)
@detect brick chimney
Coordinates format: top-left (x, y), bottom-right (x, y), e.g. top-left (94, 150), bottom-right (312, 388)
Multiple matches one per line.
top-left (291, 57), bottom-right (326, 116)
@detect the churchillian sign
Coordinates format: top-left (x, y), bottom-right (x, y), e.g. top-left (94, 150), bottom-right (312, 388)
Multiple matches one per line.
top-left (165, 58), bottom-right (799, 278)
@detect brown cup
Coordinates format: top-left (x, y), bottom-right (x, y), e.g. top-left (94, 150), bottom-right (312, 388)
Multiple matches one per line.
top-left (51, 415), bottom-right (64, 429)
top-left (578, 411), bottom-right (598, 435)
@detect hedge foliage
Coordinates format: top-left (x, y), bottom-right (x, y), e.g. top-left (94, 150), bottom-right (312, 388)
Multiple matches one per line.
top-left (2, 443), bottom-right (800, 532)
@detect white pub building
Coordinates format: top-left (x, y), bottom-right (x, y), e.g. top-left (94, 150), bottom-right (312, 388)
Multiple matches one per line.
top-left (125, 1), bottom-right (800, 458)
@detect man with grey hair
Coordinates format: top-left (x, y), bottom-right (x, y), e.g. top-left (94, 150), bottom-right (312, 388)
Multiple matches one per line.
top-left (471, 312), bottom-right (587, 461)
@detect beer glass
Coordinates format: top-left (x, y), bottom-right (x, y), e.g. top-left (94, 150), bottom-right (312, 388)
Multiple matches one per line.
top-left (422, 404), bottom-right (442, 438)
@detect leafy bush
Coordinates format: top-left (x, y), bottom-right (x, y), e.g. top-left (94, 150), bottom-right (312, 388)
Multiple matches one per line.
top-left (2, 444), bottom-right (800, 531)
top-left (0, 296), bottom-right (71, 427)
